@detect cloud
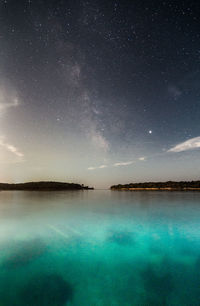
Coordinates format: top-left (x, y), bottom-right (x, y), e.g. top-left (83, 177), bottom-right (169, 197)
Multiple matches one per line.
top-left (113, 161), bottom-right (134, 167)
top-left (0, 137), bottom-right (24, 158)
top-left (99, 165), bottom-right (107, 168)
top-left (0, 98), bottom-right (19, 112)
top-left (168, 136), bottom-right (200, 153)
top-left (88, 158), bottom-right (146, 170)
top-left (88, 164), bottom-right (108, 170)
top-left (138, 156), bottom-right (146, 161)
top-left (0, 85), bottom-right (20, 115)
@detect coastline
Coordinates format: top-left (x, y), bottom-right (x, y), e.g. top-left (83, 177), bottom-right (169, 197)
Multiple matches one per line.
top-left (0, 181), bottom-right (94, 191)
top-left (111, 187), bottom-right (200, 191)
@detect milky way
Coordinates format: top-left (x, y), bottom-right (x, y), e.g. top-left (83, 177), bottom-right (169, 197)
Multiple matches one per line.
top-left (0, 0), bottom-right (200, 187)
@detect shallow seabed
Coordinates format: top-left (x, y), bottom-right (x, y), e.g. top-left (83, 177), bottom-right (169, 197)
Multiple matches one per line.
top-left (0, 190), bottom-right (200, 305)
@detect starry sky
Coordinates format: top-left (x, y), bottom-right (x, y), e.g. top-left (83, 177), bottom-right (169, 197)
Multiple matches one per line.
top-left (0, 0), bottom-right (200, 188)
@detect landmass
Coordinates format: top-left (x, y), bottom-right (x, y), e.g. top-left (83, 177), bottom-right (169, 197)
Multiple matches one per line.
top-left (0, 181), bottom-right (94, 191)
top-left (110, 181), bottom-right (200, 191)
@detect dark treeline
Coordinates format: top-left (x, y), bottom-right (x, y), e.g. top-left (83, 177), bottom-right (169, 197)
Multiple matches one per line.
top-left (111, 181), bottom-right (200, 190)
top-left (0, 181), bottom-right (93, 191)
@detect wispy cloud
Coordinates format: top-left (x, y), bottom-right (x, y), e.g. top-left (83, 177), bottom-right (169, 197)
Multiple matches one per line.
top-left (87, 157), bottom-right (147, 170)
top-left (0, 137), bottom-right (24, 158)
top-left (0, 85), bottom-right (23, 163)
top-left (88, 164), bottom-right (108, 170)
top-left (113, 161), bottom-right (134, 167)
top-left (0, 85), bottom-right (20, 115)
top-left (138, 156), bottom-right (146, 161)
top-left (168, 136), bottom-right (200, 153)
top-left (99, 165), bottom-right (107, 169)
top-left (88, 167), bottom-right (96, 170)
top-left (0, 98), bottom-right (19, 112)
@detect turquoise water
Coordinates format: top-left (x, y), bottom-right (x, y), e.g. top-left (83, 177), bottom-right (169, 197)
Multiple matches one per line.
top-left (0, 190), bottom-right (200, 305)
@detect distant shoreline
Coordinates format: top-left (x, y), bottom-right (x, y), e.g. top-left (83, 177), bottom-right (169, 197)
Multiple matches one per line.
top-left (0, 181), bottom-right (94, 191)
top-left (110, 181), bottom-right (200, 191)
top-left (111, 187), bottom-right (200, 191)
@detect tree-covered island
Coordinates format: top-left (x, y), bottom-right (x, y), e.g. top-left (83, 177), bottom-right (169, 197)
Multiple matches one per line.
top-left (110, 181), bottom-right (200, 191)
top-left (0, 181), bottom-right (94, 191)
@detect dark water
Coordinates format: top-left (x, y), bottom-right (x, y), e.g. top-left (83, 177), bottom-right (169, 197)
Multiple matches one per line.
top-left (0, 190), bottom-right (200, 305)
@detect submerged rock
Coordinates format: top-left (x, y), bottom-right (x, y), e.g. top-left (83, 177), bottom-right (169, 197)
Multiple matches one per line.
top-left (107, 230), bottom-right (134, 246)
top-left (143, 297), bottom-right (167, 306)
top-left (3, 238), bottom-right (46, 268)
top-left (142, 264), bottom-right (173, 304)
top-left (21, 274), bottom-right (73, 306)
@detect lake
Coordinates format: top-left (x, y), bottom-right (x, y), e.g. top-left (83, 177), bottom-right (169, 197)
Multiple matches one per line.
top-left (0, 190), bottom-right (200, 305)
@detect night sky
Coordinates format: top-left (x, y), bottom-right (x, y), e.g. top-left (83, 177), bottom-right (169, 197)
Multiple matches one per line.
top-left (0, 0), bottom-right (200, 188)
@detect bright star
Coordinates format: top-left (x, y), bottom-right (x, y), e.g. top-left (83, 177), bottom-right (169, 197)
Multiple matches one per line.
top-left (149, 130), bottom-right (152, 134)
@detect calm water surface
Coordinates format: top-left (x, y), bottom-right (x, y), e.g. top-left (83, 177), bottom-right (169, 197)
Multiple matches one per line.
top-left (0, 190), bottom-right (200, 305)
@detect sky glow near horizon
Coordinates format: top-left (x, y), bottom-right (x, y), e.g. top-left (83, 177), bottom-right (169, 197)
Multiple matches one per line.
top-left (0, 1), bottom-right (200, 188)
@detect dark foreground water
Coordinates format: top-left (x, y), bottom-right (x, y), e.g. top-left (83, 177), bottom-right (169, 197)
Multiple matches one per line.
top-left (0, 190), bottom-right (200, 305)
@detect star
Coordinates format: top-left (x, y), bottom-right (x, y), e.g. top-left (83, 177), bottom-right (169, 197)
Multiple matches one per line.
top-left (148, 130), bottom-right (152, 134)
